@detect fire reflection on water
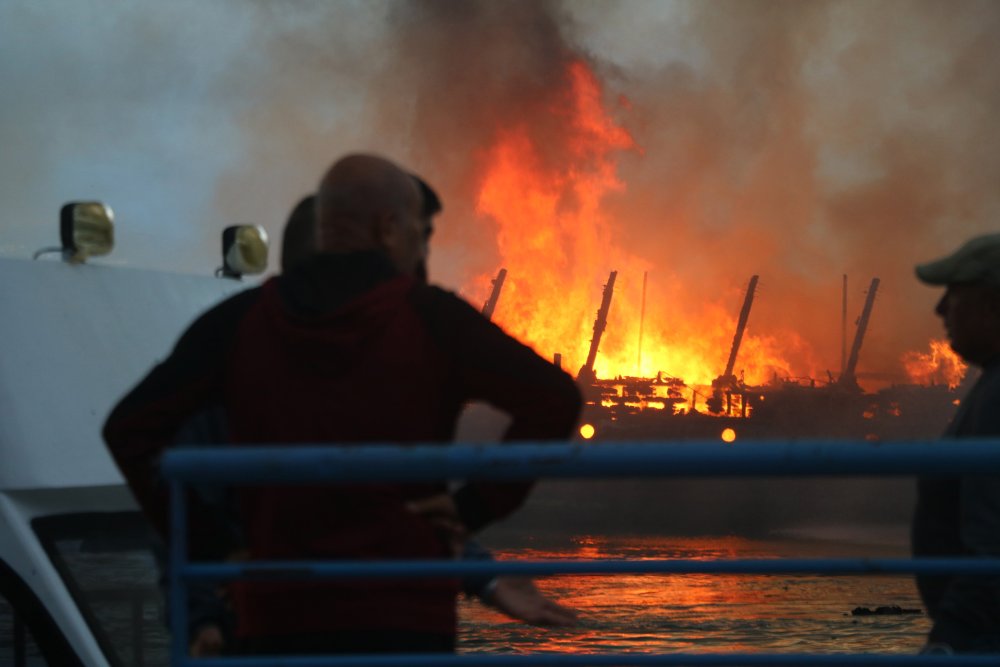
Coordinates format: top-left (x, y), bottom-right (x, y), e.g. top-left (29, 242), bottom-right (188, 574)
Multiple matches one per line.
top-left (459, 535), bottom-right (929, 655)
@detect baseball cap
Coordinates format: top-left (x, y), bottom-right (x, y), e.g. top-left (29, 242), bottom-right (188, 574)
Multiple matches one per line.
top-left (915, 233), bottom-right (1000, 286)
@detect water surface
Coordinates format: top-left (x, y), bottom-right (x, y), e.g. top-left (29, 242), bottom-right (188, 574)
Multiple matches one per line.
top-left (460, 535), bottom-right (930, 656)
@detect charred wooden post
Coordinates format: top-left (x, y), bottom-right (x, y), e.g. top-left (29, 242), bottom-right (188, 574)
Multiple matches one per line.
top-left (481, 268), bottom-right (508, 320)
top-left (839, 277), bottom-right (880, 389)
top-left (577, 271), bottom-right (617, 384)
top-left (724, 274), bottom-right (759, 381)
top-left (708, 275), bottom-right (759, 413)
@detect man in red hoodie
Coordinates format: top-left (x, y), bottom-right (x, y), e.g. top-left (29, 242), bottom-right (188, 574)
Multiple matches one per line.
top-left (103, 154), bottom-right (582, 655)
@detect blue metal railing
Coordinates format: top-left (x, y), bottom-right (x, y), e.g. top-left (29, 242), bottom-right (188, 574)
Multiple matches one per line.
top-left (163, 440), bottom-right (1000, 666)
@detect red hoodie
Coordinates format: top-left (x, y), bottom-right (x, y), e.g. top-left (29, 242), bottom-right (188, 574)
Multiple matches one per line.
top-left (103, 251), bottom-right (581, 639)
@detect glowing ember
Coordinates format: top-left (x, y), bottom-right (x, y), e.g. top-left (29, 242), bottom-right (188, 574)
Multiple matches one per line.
top-left (579, 423), bottom-right (596, 440)
top-left (902, 339), bottom-right (968, 388)
top-left (721, 428), bottom-right (737, 443)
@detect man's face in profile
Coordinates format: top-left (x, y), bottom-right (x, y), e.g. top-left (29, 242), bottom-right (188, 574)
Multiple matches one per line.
top-left (935, 282), bottom-right (1000, 365)
top-left (414, 211), bottom-right (433, 283)
top-left (376, 179), bottom-right (430, 279)
top-left (409, 177), bottom-right (438, 283)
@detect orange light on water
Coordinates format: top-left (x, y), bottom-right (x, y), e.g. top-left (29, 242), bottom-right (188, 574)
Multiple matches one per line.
top-left (460, 536), bottom-right (916, 654)
top-left (579, 423), bottom-right (596, 439)
top-left (721, 428), bottom-right (737, 443)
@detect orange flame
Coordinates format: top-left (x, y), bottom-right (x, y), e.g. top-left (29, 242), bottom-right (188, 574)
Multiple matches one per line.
top-left (471, 60), bottom-right (797, 385)
top-left (902, 339), bottom-right (967, 388)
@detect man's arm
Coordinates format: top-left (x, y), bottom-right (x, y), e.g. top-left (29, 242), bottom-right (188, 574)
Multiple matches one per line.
top-left (102, 289), bottom-right (258, 536)
top-left (928, 371), bottom-right (1000, 650)
top-left (928, 474), bottom-right (1000, 650)
top-left (460, 541), bottom-right (578, 627)
top-left (486, 576), bottom-right (579, 627)
top-left (414, 287), bottom-right (582, 531)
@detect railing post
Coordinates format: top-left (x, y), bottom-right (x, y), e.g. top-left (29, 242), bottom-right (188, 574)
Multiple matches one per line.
top-left (169, 479), bottom-right (189, 667)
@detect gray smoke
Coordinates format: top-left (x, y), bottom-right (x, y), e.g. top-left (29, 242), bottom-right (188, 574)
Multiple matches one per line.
top-left (2, 0), bottom-right (999, 380)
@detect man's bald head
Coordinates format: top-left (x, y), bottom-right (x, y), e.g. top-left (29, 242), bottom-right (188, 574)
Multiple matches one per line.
top-left (316, 154), bottom-right (433, 276)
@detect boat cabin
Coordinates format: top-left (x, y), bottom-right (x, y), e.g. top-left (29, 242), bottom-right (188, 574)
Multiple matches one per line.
top-left (0, 204), bottom-right (256, 665)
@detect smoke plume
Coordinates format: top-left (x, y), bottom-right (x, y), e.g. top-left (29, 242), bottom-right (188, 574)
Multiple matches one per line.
top-left (3, 0), bottom-right (999, 383)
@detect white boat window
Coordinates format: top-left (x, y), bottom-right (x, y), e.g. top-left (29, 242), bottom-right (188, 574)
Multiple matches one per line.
top-left (33, 513), bottom-right (168, 667)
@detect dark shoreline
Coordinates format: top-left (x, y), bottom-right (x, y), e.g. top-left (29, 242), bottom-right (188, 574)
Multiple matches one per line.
top-left (481, 476), bottom-right (916, 546)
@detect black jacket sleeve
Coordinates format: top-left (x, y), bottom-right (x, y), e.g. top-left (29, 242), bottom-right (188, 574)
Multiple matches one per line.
top-left (927, 367), bottom-right (1000, 650)
top-left (928, 473), bottom-right (1000, 650)
top-left (102, 288), bottom-right (259, 537)
top-left (414, 286), bottom-right (582, 531)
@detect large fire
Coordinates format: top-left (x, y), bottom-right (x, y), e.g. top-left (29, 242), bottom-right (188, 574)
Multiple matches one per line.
top-left (902, 339), bottom-right (967, 388)
top-left (468, 60), bottom-right (947, 393)
top-left (470, 60), bottom-right (797, 386)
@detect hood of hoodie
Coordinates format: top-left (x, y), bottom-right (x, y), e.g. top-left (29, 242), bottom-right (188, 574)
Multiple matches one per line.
top-left (259, 251), bottom-right (418, 372)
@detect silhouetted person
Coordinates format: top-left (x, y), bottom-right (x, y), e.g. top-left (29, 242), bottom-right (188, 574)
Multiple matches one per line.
top-left (104, 153), bottom-right (581, 656)
top-left (182, 193), bottom-right (576, 656)
top-left (913, 233), bottom-right (1000, 653)
top-left (282, 189), bottom-right (577, 623)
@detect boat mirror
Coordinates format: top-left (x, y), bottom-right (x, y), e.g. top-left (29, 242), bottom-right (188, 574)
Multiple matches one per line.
top-left (59, 201), bottom-right (115, 263)
top-left (219, 225), bottom-right (268, 279)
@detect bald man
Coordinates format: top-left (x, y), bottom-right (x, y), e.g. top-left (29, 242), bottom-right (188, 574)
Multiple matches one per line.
top-left (104, 154), bottom-right (582, 656)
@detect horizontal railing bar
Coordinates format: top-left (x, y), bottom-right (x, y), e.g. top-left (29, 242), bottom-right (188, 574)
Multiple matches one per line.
top-left (180, 557), bottom-right (1000, 582)
top-left (161, 439), bottom-right (1000, 484)
top-left (179, 651), bottom-right (1000, 666)
top-left (168, 442), bottom-right (1000, 665)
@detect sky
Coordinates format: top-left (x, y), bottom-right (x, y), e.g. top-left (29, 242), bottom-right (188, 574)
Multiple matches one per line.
top-left (3, 0), bottom-right (999, 382)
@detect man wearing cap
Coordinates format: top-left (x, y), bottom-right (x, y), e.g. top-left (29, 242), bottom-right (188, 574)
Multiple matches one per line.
top-left (913, 233), bottom-right (1000, 653)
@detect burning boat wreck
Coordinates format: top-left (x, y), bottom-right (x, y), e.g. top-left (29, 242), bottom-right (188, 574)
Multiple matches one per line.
top-left (465, 203), bottom-right (968, 538)
top-left (472, 263), bottom-right (966, 540)
top-left (480, 264), bottom-right (964, 445)
top-left (457, 53), bottom-right (966, 455)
